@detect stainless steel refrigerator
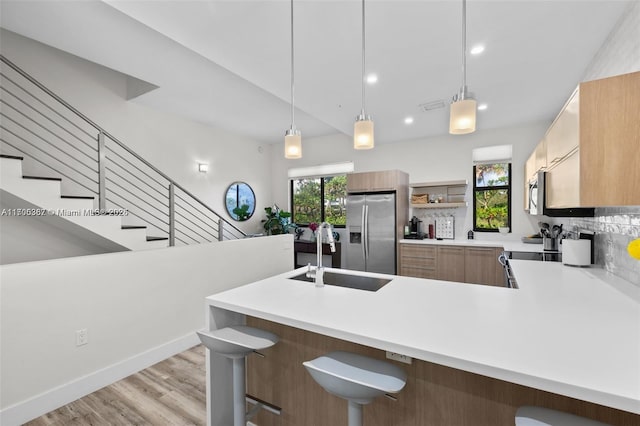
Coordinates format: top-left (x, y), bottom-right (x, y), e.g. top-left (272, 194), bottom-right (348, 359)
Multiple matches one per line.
top-left (346, 193), bottom-right (396, 274)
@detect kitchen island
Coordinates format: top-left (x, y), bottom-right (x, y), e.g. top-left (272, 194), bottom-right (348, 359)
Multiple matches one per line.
top-left (204, 262), bottom-right (640, 425)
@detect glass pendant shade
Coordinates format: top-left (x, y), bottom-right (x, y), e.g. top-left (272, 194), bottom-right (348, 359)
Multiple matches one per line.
top-left (449, 98), bottom-right (477, 134)
top-left (354, 117), bottom-right (374, 149)
top-left (284, 130), bottom-right (302, 159)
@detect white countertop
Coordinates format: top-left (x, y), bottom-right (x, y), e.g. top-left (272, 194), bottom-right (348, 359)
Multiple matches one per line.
top-left (400, 238), bottom-right (553, 253)
top-left (206, 262), bottom-right (640, 414)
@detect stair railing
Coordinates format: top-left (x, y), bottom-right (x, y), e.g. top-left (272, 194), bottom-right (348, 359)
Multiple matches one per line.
top-left (0, 54), bottom-right (245, 244)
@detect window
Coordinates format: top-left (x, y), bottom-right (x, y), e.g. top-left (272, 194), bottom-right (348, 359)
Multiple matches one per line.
top-left (290, 175), bottom-right (347, 226)
top-left (473, 163), bottom-right (511, 232)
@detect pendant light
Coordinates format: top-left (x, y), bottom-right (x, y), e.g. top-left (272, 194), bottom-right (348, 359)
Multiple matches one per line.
top-left (449, 0), bottom-right (477, 135)
top-left (284, 0), bottom-right (302, 159)
top-left (354, 0), bottom-right (374, 149)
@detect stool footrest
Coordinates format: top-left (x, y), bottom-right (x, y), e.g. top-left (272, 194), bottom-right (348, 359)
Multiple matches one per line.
top-left (246, 394), bottom-right (282, 417)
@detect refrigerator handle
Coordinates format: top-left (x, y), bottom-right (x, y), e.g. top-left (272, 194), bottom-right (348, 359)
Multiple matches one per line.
top-left (364, 205), bottom-right (370, 259)
top-left (360, 205), bottom-right (366, 260)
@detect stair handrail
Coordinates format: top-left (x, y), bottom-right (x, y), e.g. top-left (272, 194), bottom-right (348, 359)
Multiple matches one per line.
top-left (0, 54), bottom-right (246, 242)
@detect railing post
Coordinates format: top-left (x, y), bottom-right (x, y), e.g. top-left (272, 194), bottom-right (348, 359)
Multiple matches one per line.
top-left (97, 131), bottom-right (106, 210)
top-left (218, 220), bottom-right (224, 242)
top-left (169, 183), bottom-right (175, 247)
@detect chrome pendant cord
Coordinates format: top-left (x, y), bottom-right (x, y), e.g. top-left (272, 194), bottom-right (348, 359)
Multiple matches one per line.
top-left (361, 0), bottom-right (366, 115)
top-left (460, 0), bottom-right (467, 99)
top-left (290, 0), bottom-right (295, 128)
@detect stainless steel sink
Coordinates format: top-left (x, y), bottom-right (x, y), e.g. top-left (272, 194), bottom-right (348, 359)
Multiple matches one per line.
top-left (289, 271), bottom-right (392, 292)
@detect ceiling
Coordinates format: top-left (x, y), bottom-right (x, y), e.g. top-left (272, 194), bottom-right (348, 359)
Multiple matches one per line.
top-left (0, 0), bottom-right (631, 145)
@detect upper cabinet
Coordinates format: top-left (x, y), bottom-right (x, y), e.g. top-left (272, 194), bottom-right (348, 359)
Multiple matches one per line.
top-left (528, 71), bottom-right (640, 208)
top-left (546, 89), bottom-right (579, 167)
top-left (347, 170), bottom-right (408, 193)
top-left (579, 72), bottom-right (640, 206)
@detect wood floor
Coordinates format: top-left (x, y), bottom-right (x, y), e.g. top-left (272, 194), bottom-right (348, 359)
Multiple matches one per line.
top-left (25, 345), bottom-right (206, 426)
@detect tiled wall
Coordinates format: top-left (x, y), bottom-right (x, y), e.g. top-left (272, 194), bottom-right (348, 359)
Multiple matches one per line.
top-left (573, 1), bottom-right (640, 286)
top-left (568, 208), bottom-right (640, 285)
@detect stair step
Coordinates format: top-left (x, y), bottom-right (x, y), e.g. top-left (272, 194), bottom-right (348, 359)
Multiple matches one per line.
top-left (61, 195), bottom-right (95, 200)
top-left (0, 154), bottom-right (24, 160)
top-left (146, 236), bottom-right (169, 242)
top-left (122, 225), bottom-right (147, 230)
top-left (22, 175), bottom-right (62, 182)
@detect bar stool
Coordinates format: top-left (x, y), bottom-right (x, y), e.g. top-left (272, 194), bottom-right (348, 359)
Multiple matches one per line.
top-left (303, 351), bottom-right (407, 426)
top-left (197, 325), bottom-right (279, 426)
top-left (516, 406), bottom-right (611, 426)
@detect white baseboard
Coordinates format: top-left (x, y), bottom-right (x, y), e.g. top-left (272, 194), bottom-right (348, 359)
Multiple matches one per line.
top-left (0, 332), bottom-right (200, 426)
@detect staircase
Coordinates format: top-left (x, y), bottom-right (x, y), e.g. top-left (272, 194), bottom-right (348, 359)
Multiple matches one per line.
top-left (1, 154), bottom-right (168, 250)
top-left (0, 54), bottom-right (244, 257)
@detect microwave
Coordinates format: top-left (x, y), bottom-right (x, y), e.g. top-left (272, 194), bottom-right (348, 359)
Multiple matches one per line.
top-left (527, 171), bottom-right (594, 217)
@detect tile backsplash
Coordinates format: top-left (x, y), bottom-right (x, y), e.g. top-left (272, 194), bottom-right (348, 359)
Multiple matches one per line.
top-left (567, 206), bottom-right (640, 286)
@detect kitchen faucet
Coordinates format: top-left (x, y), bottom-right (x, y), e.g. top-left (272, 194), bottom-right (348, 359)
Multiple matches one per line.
top-left (306, 222), bottom-right (336, 287)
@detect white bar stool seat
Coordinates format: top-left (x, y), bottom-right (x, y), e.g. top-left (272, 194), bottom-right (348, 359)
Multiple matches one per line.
top-left (516, 406), bottom-right (611, 426)
top-left (303, 351), bottom-right (407, 426)
top-left (198, 326), bottom-right (279, 426)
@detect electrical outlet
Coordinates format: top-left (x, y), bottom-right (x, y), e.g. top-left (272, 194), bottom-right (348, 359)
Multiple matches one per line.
top-left (386, 351), bottom-right (412, 364)
top-left (76, 328), bottom-right (88, 346)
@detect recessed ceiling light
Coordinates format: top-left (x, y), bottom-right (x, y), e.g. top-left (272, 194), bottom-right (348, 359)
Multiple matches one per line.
top-left (404, 117), bottom-right (414, 125)
top-left (366, 74), bottom-right (378, 84)
top-left (478, 103), bottom-right (488, 111)
top-left (470, 45), bottom-right (485, 55)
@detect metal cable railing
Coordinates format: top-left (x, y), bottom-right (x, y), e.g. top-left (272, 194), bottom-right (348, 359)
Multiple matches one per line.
top-left (0, 54), bottom-right (245, 245)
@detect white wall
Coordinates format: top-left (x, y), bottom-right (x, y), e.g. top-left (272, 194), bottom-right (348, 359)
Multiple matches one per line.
top-left (0, 29), bottom-right (272, 235)
top-left (582, 1), bottom-right (640, 82)
top-left (0, 234), bottom-right (293, 425)
top-left (271, 121), bottom-right (548, 247)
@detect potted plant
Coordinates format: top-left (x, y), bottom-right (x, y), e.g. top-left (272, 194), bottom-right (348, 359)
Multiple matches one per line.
top-left (262, 205), bottom-right (293, 235)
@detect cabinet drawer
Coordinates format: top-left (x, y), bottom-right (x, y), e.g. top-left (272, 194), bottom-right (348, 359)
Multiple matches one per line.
top-left (400, 257), bottom-right (436, 269)
top-left (400, 245), bottom-right (436, 258)
top-left (400, 266), bottom-right (436, 279)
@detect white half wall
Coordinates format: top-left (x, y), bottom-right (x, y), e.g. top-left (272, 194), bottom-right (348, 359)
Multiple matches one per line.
top-left (0, 234), bottom-right (293, 425)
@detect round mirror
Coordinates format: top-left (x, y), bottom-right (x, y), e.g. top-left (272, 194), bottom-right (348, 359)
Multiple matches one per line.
top-left (225, 182), bottom-right (256, 221)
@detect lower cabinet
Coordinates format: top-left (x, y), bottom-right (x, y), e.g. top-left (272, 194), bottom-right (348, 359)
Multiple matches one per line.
top-left (464, 247), bottom-right (504, 286)
top-left (399, 244), bottom-right (436, 279)
top-left (400, 243), bottom-right (504, 286)
top-left (436, 246), bottom-right (465, 282)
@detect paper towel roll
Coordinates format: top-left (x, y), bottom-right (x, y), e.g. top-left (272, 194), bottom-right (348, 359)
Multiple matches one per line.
top-left (562, 239), bottom-right (591, 266)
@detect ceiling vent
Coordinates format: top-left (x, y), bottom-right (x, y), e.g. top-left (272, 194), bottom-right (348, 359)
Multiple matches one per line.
top-left (418, 99), bottom-right (446, 112)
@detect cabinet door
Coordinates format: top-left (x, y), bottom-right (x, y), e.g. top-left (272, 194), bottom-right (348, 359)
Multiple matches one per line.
top-left (580, 71), bottom-right (640, 206)
top-left (546, 150), bottom-right (580, 208)
top-left (436, 246), bottom-right (465, 282)
top-left (495, 248), bottom-right (507, 287)
top-left (347, 173), bottom-right (370, 192)
top-left (347, 170), bottom-right (397, 192)
top-left (546, 89), bottom-right (579, 167)
top-left (464, 247), bottom-right (499, 286)
top-left (524, 151), bottom-right (536, 210)
top-left (399, 244), bottom-right (437, 279)
top-left (535, 138), bottom-right (547, 173)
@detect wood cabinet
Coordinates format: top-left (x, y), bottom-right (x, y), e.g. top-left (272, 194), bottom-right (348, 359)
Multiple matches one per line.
top-left (247, 317), bottom-right (640, 426)
top-left (436, 246), bottom-right (465, 282)
top-left (399, 244), bottom-right (436, 279)
top-left (579, 71), bottom-right (640, 206)
top-left (529, 71), bottom-right (640, 208)
top-left (400, 243), bottom-right (504, 286)
top-left (464, 247), bottom-right (503, 286)
top-left (347, 170), bottom-right (405, 192)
